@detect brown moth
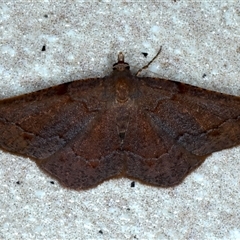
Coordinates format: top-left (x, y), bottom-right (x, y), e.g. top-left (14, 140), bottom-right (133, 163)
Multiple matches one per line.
top-left (0, 49), bottom-right (240, 189)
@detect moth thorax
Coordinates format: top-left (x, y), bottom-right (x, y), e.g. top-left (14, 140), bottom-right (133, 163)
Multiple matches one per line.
top-left (115, 79), bottom-right (130, 103)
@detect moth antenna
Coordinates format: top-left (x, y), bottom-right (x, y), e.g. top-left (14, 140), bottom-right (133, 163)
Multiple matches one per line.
top-left (136, 46), bottom-right (162, 76)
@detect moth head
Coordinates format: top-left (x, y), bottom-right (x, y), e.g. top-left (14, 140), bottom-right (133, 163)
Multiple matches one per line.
top-left (113, 52), bottom-right (130, 72)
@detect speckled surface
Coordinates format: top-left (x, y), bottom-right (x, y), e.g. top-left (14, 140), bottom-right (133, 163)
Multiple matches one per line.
top-left (0, 2), bottom-right (240, 240)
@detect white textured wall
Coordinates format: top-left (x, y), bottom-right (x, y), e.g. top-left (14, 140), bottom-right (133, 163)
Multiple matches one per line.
top-left (0, 2), bottom-right (240, 239)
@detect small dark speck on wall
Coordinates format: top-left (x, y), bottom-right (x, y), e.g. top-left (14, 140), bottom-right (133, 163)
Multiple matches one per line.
top-left (42, 45), bottom-right (46, 51)
top-left (131, 181), bottom-right (135, 187)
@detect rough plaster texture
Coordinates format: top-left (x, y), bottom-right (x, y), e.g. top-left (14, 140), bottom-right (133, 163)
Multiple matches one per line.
top-left (0, 2), bottom-right (240, 240)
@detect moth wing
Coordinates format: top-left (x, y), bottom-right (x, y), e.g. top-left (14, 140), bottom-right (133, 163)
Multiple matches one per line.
top-left (39, 108), bottom-right (124, 190)
top-left (0, 79), bottom-right (105, 159)
top-left (123, 77), bottom-right (240, 187)
top-left (139, 77), bottom-right (240, 156)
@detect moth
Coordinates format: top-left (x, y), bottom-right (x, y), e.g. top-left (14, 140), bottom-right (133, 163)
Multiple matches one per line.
top-left (0, 49), bottom-right (240, 189)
